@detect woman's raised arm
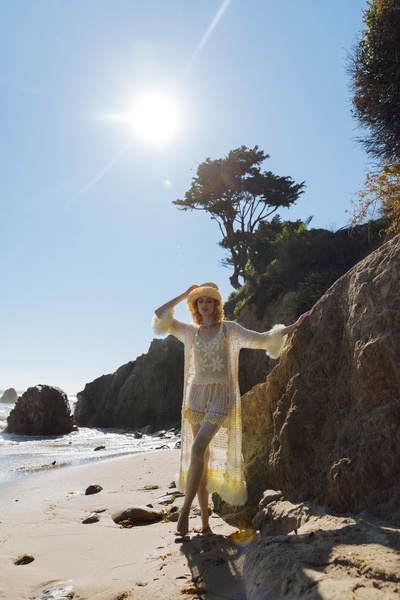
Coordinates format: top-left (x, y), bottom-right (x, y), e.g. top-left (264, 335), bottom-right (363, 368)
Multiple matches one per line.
top-left (154, 285), bottom-right (199, 319)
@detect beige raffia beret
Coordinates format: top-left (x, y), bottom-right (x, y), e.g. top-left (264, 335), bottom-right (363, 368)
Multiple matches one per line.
top-left (187, 282), bottom-right (223, 313)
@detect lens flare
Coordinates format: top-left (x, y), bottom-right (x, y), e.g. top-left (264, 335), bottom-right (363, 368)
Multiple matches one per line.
top-left (229, 528), bottom-right (256, 547)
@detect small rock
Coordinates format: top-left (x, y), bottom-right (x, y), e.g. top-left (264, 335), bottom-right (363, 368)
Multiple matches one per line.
top-left (14, 554), bottom-right (34, 565)
top-left (0, 388), bottom-right (17, 403)
top-left (192, 506), bottom-right (211, 516)
top-left (35, 582), bottom-right (75, 599)
top-left (156, 495), bottom-right (175, 505)
top-left (166, 511), bottom-right (179, 522)
top-left (112, 506), bottom-right (164, 525)
top-left (85, 484), bottom-right (103, 495)
top-left (94, 445), bottom-right (106, 451)
top-left (152, 430), bottom-right (166, 438)
top-left (82, 513), bottom-right (100, 524)
top-left (157, 491), bottom-right (184, 500)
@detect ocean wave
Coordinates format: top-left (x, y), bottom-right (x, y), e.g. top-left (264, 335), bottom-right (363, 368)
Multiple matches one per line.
top-left (0, 396), bottom-right (180, 487)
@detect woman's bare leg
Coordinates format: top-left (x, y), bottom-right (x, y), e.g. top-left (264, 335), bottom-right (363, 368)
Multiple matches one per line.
top-left (196, 444), bottom-right (211, 531)
top-left (176, 422), bottom-right (219, 536)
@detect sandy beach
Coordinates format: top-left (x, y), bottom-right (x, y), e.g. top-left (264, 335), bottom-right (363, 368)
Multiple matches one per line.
top-left (0, 448), bottom-right (248, 599)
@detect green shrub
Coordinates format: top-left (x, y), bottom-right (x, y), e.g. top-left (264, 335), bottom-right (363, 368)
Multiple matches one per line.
top-left (294, 270), bottom-right (341, 314)
top-left (237, 216), bottom-right (387, 322)
top-left (233, 297), bottom-right (248, 319)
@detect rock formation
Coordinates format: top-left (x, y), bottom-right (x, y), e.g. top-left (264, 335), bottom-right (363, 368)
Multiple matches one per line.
top-left (240, 233), bottom-right (400, 524)
top-left (244, 496), bottom-right (400, 599)
top-left (74, 335), bottom-right (184, 430)
top-left (0, 387), bottom-right (17, 403)
top-left (241, 234), bottom-right (400, 596)
top-left (6, 385), bottom-right (74, 435)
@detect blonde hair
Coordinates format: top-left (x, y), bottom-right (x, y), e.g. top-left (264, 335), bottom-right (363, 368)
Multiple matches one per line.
top-left (187, 283), bottom-right (224, 325)
top-left (191, 298), bottom-right (224, 325)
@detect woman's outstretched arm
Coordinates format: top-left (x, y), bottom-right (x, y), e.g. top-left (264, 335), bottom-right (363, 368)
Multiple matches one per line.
top-left (280, 311), bottom-right (310, 336)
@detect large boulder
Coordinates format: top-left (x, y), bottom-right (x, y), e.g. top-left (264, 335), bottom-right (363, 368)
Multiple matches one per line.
top-left (0, 388), bottom-right (17, 403)
top-left (244, 498), bottom-right (400, 600)
top-left (6, 385), bottom-right (74, 435)
top-left (240, 234), bottom-right (400, 525)
top-left (74, 335), bottom-right (184, 430)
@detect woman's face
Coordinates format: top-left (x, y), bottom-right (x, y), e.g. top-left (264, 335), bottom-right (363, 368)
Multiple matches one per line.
top-left (196, 296), bottom-right (216, 317)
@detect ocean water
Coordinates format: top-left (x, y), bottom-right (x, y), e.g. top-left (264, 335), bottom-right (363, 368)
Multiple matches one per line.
top-left (0, 395), bottom-right (180, 488)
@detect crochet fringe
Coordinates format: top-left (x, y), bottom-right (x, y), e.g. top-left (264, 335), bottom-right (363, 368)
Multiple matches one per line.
top-left (175, 470), bottom-right (248, 507)
top-left (207, 473), bottom-right (248, 506)
top-left (175, 470), bottom-right (187, 494)
top-left (152, 308), bottom-right (175, 336)
top-left (265, 324), bottom-right (287, 359)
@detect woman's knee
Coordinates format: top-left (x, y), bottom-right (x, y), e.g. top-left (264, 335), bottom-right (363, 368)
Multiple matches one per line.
top-left (191, 423), bottom-right (218, 459)
top-left (191, 435), bottom-right (210, 459)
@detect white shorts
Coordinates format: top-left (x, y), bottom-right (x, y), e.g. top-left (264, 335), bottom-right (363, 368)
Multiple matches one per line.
top-left (184, 383), bottom-right (230, 428)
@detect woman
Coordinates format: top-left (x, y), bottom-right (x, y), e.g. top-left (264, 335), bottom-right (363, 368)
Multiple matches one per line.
top-left (153, 282), bottom-right (309, 537)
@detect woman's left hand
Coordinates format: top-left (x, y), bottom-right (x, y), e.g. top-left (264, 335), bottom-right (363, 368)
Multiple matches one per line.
top-left (294, 311), bottom-right (310, 328)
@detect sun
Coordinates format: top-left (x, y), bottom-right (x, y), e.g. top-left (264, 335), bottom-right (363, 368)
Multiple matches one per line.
top-left (131, 91), bottom-right (180, 145)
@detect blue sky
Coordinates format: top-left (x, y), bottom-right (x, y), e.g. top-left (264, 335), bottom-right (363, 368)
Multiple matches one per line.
top-left (1, 0), bottom-right (367, 394)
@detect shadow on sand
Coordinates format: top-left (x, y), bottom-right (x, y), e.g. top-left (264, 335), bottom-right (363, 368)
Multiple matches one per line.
top-left (177, 527), bottom-right (256, 599)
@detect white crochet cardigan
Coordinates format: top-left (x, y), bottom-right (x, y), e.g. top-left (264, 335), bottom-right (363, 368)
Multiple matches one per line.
top-left (152, 309), bottom-right (287, 506)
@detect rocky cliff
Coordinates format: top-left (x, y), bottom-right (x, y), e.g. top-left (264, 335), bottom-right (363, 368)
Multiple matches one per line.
top-left (74, 335), bottom-right (184, 431)
top-left (240, 233), bottom-right (400, 524)
top-left (239, 234), bottom-right (400, 597)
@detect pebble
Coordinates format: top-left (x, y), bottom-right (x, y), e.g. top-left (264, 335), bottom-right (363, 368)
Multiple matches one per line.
top-left (85, 484), bottom-right (103, 495)
top-left (14, 554), bottom-right (34, 565)
top-left (35, 581), bottom-right (75, 599)
top-left (82, 513), bottom-right (100, 524)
